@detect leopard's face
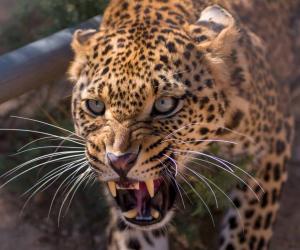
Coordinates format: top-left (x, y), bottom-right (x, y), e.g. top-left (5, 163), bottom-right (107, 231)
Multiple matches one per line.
top-left (70, 6), bottom-right (240, 230)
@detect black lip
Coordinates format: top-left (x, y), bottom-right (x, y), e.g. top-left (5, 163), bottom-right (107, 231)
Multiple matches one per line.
top-left (126, 217), bottom-right (162, 226)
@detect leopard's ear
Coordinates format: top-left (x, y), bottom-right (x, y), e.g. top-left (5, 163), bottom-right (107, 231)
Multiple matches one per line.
top-left (71, 29), bottom-right (97, 52)
top-left (188, 5), bottom-right (239, 57)
top-left (187, 5), bottom-right (240, 85)
top-left (69, 29), bottom-right (97, 82)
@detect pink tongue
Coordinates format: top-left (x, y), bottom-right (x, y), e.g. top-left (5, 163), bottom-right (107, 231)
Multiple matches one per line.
top-left (135, 183), bottom-right (148, 216)
top-left (134, 179), bottom-right (164, 216)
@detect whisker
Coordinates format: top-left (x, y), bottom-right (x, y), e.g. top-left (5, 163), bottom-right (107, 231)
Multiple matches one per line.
top-left (48, 161), bottom-right (88, 218)
top-left (182, 157), bottom-right (213, 172)
top-left (211, 156), bottom-right (264, 193)
top-left (39, 134), bottom-right (85, 175)
top-left (82, 171), bottom-right (96, 190)
top-left (20, 159), bottom-right (86, 214)
top-left (17, 136), bottom-right (58, 152)
top-left (178, 172), bottom-right (215, 227)
top-left (177, 161), bottom-right (219, 209)
top-left (174, 152), bottom-right (232, 173)
top-left (171, 149), bottom-right (234, 172)
top-left (11, 146), bottom-right (84, 156)
top-left (157, 158), bottom-right (186, 209)
top-left (51, 161), bottom-right (89, 199)
top-left (162, 121), bottom-right (254, 142)
top-left (163, 122), bottom-right (202, 141)
top-left (0, 153), bottom-right (85, 188)
top-left (58, 166), bottom-right (89, 225)
top-left (165, 172), bottom-right (187, 209)
top-left (183, 166), bottom-right (244, 231)
top-left (1, 150), bottom-right (85, 179)
top-left (64, 169), bottom-right (92, 216)
top-left (183, 149), bottom-right (263, 194)
top-left (163, 154), bottom-right (178, 176)
top-left (163, 138), bottom-right (238, 145)
top-left (172, 151), bottom-right (260, 201)
top-left (220, 127), bottom-right (254, 142)
top-left (22, 158), bottom-right (86, 197)
top-left (0, 128), bottom-right (85, 146)
top-left (10, 115), bottom-right (84, 140)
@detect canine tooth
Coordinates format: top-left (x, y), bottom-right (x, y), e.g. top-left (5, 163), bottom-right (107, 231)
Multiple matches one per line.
top-left (108, 181), bottom-right (117, 197)
top-left (145, 179), bottom-right (155, 198)
top-left (123, 209), bottom-right (138, 219)
top-left (134, 182), bottom-right (140, 190)
top-left (151, 208), bottom-right (160, 219)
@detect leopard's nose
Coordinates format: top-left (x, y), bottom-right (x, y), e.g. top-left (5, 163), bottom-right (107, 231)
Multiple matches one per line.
top-left (107, 152), bottom-right (138, 178)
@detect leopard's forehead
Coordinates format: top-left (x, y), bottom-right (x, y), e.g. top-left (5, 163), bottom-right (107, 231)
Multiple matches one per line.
top-left (77, 25), bottom-right (206, 118)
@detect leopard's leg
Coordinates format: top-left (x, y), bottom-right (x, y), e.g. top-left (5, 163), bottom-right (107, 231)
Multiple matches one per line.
top-left (219, 135), bottom-right (293, 250)
top-left (106, 208), bottom-right (169, 250)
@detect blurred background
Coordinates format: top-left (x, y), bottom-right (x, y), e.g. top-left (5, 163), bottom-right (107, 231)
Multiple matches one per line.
top-left (0, 0), bottom-right (299, 249)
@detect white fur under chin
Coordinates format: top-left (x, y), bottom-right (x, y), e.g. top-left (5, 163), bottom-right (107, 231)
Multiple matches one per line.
top-left (114, 228), bottom-right (169, 250)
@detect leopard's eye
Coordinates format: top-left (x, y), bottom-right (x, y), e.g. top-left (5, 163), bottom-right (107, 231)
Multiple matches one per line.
top-left (152, 96), bottom-right (181, 117)
top-left (85, 99), bottom-right (105, 116)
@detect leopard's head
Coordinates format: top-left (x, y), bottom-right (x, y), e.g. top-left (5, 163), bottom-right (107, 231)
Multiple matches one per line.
top-left (69, 5), bottom-right (246, 230)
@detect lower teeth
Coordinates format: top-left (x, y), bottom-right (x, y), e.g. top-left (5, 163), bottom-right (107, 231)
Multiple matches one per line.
top-left (151, 208), bottom-right (160, 219)
top-left (123, 208), bottom-right (160, 221)
top-left (136, 216), bottom-right (153, 221)
top-left (123, 208), bottom-right (138, 219)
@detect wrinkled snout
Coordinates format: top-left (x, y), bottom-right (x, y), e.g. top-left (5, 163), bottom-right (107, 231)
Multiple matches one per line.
top-left (106, 151), bottom-right (139, 178)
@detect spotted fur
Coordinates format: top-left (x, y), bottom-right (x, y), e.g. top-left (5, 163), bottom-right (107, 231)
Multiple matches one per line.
top-left (69, 0), bottom-right (295, 249)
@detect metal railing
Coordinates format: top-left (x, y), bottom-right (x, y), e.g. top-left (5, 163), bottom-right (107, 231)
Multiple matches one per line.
top-left (0, 16), bottom-right (101, 104)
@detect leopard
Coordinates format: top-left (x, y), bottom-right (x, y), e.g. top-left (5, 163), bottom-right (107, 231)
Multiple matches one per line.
top-left (68, 0), bottom-right (297, 249)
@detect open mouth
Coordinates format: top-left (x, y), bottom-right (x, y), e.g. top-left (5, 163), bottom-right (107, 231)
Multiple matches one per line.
top-left (106, 177), bottom-right (177, 227)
